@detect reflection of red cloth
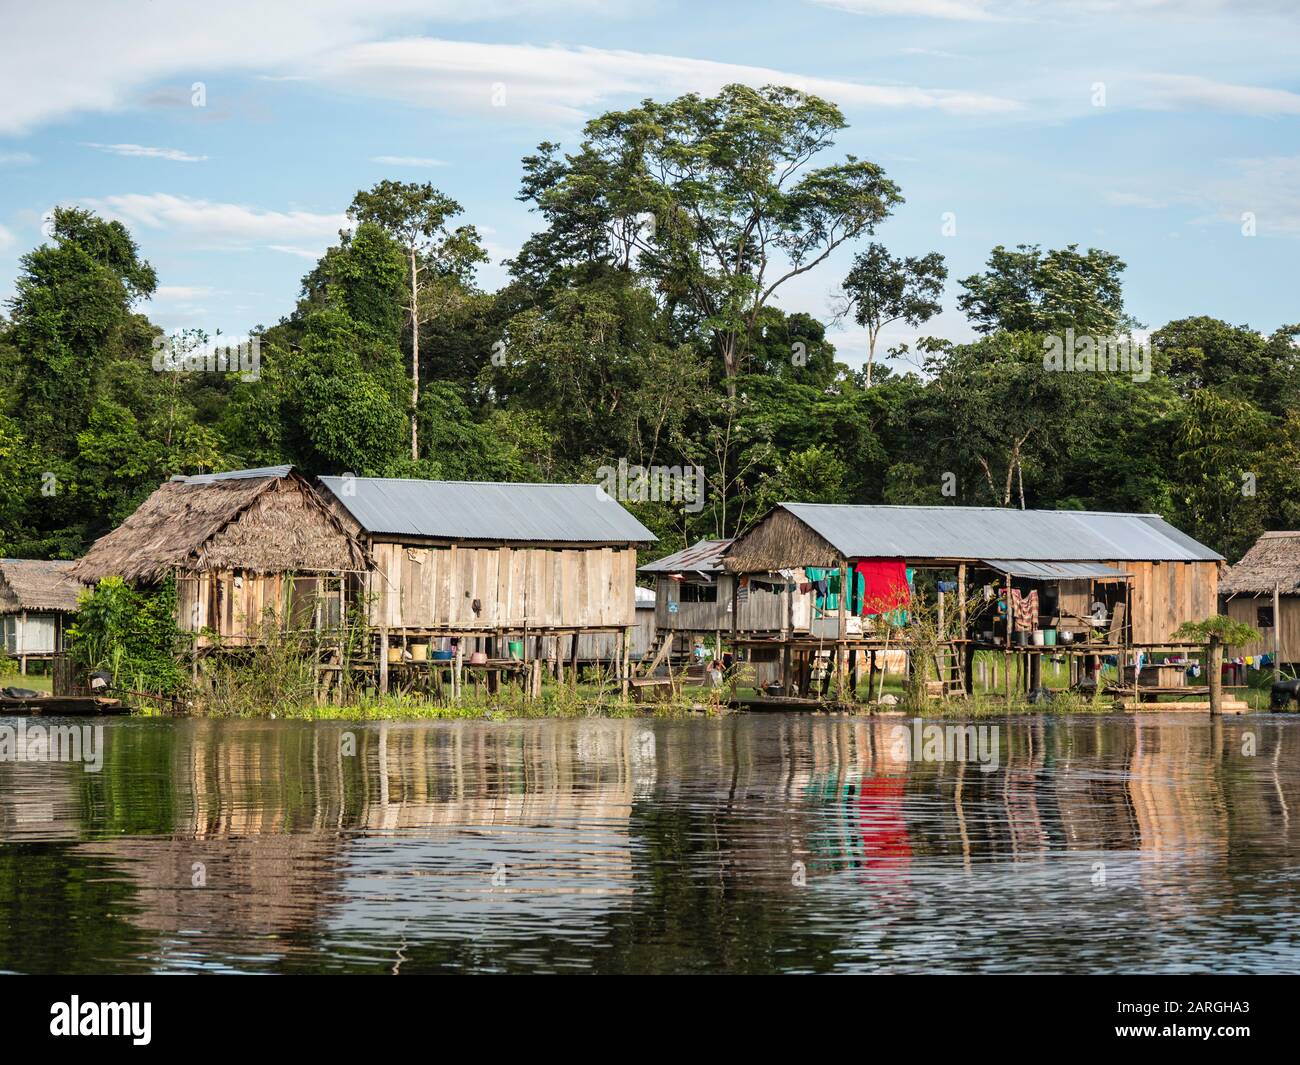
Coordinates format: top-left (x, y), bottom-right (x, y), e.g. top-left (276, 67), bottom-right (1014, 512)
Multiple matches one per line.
top-left (856, 777), bottom-right (912, 866)
top-left (853, 559), bottom-right (910, 616)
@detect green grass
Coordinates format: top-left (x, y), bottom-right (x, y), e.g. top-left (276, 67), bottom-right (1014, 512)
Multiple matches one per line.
top-left (0, 670), bottom-right (53, 693)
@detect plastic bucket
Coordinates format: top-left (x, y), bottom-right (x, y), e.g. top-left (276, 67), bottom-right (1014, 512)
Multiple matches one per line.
top-left (508, 640), bottom-right (524, 660)
top-left (1043, 629), bottom-right (1057, 646)
top-left (1032, 630), bottom-right (1046, 646)
top-left (410, 642), bottom-right (429, 662)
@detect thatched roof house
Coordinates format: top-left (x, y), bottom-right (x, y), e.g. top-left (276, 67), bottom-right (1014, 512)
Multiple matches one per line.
top-left (1220, 532), bottom-right (1300, 597)
top-left (72, 466), bottom-right (363, 585)
top-left (1221, 531), bottom-right (1300, 662)
top-left (0, 558), bottom-right (82, 659)
top-left (0, 559), bottom-right (82, 614)
top-left (72, 467), bottom-right (365, 643)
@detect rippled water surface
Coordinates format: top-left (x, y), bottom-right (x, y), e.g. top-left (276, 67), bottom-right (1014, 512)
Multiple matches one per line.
top-left (2, 713), bottom-right (1299, 974)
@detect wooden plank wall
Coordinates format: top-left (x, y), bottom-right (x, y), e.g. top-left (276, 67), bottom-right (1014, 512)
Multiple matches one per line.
top-left (654, 573), bottom-right (813, 633)
top-left (1118, 560), bottom-right (1219, 644)
top-left (176, 571), bottom-right (297, 643)
top-left (1225, 596), bottom-right (1300, 660)
top-left (370, 543), bottom-right (637, 630)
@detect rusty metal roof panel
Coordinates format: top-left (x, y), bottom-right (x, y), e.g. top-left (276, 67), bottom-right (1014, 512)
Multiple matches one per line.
top-left (639, 539), bottom-right (733, 574)
top-left (779, 504), bottom-right (1222, 562)
top-left (317, 477), bottom-right (656, 543)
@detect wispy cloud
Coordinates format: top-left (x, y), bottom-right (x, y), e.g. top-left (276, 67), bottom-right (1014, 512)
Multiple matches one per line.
top-left (1134, 73), bottom-right (1300, 115)
top-left (370, 154), bottom-right (448, 168)
top-left (318, 39), bottom-right (1021, 121)
top-left (0, 1), bottom-right (632, 135)
top-left (152, 284), bottom-right (215, 301)
top-left (0, 150), bottom-right (36, 166)
top-left (814, 0), bottom-right (994, 19)
top-left (82, 192), bottom-right (348, 249)
top-left (86, 142), bottom-right (208, 162)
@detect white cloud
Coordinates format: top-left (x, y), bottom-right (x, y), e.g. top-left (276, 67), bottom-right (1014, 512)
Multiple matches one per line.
top-left (152, 284), bottom-right (215, 300)
top-left (1201, 155), bottom-right (1300, 235)
top-left (82, 193), bottom-right (349, 249)
top-left (814, 0), bottom-right (995, 19)
top-left (1135, 73), bottom-right (1300, 115)
top-left (0, 151), bottom-right (36, 166)
top-left (0, 223), bottom-right (14, 252)
top-left (86, 143), bottom-right (208, 162)
top-left (0, 2), bottom-right (630, 135)
top-left (267, 244), bottom-right (327, 260)
top-left (370, 155), bottom-right (448, 167)
top-left (317, 39), bottom-right (1021, 121)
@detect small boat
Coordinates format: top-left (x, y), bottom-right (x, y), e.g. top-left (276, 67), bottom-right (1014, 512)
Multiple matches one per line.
top-left (0, 694), bottom-right (127, 716)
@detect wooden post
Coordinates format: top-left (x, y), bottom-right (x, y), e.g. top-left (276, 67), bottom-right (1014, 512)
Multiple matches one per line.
top-left (837, 562), bottom-right (848, 640)
top-left (570, 632), bottom-right (580, 687)
top-left (619, 627), bottom-right (630, 700)
top-left (1274, 582), bottom-right (1282, 683)
top-left (957, 564), bottom-right (967, 637)
top-left (1004, 573), bottom-right (1012, 704)
top-left (1208, 634), bottom-right (1224, 716)
top-left (378, 629), bottom-right (389, 696)
top-left (453, 638), bottom-right (463, 701)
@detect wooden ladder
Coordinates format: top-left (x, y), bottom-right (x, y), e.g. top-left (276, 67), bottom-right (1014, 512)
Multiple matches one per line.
top-left (932, 640), bottom-right (968, 698)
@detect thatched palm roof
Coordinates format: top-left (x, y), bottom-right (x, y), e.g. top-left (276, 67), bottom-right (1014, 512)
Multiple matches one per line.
top-left (0, 559), bottom-right (82, 613)
top-left (1221, 532), bottom-right (1300, 596)
top-left (71, 471), bottom-right (364, 584)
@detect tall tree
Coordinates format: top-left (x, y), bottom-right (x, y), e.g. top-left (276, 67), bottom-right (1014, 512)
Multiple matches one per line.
top-left (957, 243), bottom-right (1130, 335)
top-left (7, 207), bottom-right (157, 454)
top-left (348, 182), bottom-right (486, 459)
top-left (836, 243), bottom-right (946, 387)
top-left (516, 84), bottom-right (902, 393)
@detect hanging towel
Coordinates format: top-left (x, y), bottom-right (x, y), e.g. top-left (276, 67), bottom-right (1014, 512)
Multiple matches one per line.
top-left (853, 559), bottom-right (910, 616)
top-left (1010, 588), bottom-right (1039, 632)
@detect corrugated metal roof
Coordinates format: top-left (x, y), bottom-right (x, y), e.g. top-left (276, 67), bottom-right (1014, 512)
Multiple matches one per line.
top-left (982, 559), bottom-right (1132, 580)
top-left (639, 539), bottom-right (732, 574)
top-left (318, 476), bottom-right (656, 543)
top-left (778, 504), bottom-right (1223, 562)
top-left (173, 465), bottom-right (293, 483)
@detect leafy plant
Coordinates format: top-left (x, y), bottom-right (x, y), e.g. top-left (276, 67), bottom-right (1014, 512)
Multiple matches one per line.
top-left (67, 576), bottom-right (189, 694)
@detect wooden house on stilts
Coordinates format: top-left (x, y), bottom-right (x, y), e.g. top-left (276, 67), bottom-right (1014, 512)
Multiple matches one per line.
top-left (1221, 531), bottom-right (1300, 671)
top-left (722, 503), bottom-right (1224, 702)
top-left (70, 467), bottom-right (367, 650)
top-left (314, 476), bottom-right (656, 696)
top-left (0, 559), bottom-right (82, 672)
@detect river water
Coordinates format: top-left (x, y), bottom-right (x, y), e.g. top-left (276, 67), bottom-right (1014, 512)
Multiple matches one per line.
top-left (1, 713), bottom-right (1298, 974)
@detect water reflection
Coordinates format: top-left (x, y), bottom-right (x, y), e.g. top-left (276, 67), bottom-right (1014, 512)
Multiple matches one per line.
top-left (2, 713), bottom-right (1299, 973)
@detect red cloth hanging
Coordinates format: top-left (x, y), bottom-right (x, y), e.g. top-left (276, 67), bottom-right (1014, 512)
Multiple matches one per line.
top-left (853, 559), bottom-right (910, 616)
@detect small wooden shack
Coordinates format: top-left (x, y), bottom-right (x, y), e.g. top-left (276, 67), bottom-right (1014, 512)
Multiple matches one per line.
top-left (314, 476), bottom-right (656, 689)
top-left (1221, 531), bottom-right (1300, 666)
top-left (71, 466), bottom-right (366, 645)
top-left (640, 539), bottom-right (812, 645)
top-left (0, 559), bottom-right (82, 671)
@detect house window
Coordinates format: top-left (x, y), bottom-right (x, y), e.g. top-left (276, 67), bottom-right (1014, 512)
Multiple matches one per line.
top-left (680, 582), bottom-right (718, 604)
top-left (1257, 605), bottom-right (1275, 628)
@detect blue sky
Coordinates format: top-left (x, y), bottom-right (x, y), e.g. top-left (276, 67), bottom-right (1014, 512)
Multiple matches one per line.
top-left (1, 0), bottom-right (1297, 369)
